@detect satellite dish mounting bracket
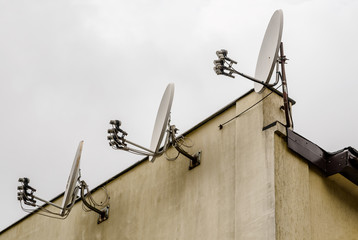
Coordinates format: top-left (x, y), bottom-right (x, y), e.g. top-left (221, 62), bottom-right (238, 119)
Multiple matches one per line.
top-left (168, 124), bottom-right (201, 170)
top-left (80, 180), bottom-right (110, 224)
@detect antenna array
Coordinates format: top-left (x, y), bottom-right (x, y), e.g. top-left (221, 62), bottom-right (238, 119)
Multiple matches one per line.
top-left (16, 9), bottom-right (293, 226)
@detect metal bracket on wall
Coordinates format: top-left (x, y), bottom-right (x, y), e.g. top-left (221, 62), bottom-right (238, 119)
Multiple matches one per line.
top-left (97, 205), bottom-right (110, 224)
top-left (80, 181), bottom-right (110, 224)
top-left (188, 151), bottom-right (201, 170)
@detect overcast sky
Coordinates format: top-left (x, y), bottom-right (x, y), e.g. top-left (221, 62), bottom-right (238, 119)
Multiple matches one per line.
top-left (1, 0), bottom-right (358, 231)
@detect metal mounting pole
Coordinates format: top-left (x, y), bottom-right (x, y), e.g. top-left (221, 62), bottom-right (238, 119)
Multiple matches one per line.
top-left (124, 139), bottom-right (156, 155)
top-left (32, 195), bottom-right (63, 210)
top-left (279, 42), bottom-right (291, 128)
top-left (230, 69), bottom-right (278, 92)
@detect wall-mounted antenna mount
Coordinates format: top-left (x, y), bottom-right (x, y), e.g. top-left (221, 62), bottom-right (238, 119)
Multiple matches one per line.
top-left (79, 180), bottom-right (109, 224)
top-left (107, 83), bottom-right (201, 170)
top-left (17, 141), bottom-right (110, 223)
top-left (213, 10), bottom-right (292, 128)
top-left (167, 124), bottom-right (201, 170)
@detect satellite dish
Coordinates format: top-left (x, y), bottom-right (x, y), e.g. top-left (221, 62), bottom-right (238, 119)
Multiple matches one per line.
top-left (108, 83), bottom-right (201, 169)
top-left (254, 9), bottom-right (283, 93)
top-left (213, 9), bottom-right (292, 128)
top-left (60, 140), bottom-right (83, 216)
top-left (149, 83), bottom-right (175, 162)
top-left (17, 140), bottom-right (110, 223)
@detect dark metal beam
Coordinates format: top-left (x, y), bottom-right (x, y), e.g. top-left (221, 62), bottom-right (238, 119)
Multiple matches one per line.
top-left (287, 129), bottom-right (358, 185)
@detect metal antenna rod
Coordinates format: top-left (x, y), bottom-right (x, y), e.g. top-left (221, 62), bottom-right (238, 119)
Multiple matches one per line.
top-left (229, 68), bottom-right (279, 92)
top-left (124, 139), bottom-right (156, 155)
top-left (32, 195), bottom-right (63, 210)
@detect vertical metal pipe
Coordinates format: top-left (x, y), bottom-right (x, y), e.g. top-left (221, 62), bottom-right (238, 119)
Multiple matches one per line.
top-left (279, 42), bottom-right (291, 128)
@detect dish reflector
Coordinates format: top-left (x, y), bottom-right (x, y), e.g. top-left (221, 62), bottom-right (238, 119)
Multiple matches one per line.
top-left (149, 83), bottom-right (175, 162)
top-left (254, 9), bottom-right (283, 93)
top-left (60, 141), bottom-right (83, 216)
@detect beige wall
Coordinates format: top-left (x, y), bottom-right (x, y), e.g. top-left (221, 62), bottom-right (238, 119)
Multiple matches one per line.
top-left (2, 90), bottom-right (358, 240)
top-left (274, 132), bottom-right (358, 240)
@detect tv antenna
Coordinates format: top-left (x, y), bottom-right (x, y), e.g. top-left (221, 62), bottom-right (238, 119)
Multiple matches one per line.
top-left (17, 141), bottom-right (110, 224)
top-left (107, 83), bottom-right (201, 170)
top-left (213, 9), bottom-right (292, 128)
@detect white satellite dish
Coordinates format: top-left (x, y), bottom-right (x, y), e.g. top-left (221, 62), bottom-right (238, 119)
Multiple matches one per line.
top-left (213, 9), bottom-right (292, 128)
top-left (17, 140), bottom-right (110, 223)
top-left (254, 9), bottom-right (283, 93)
top-left (149, 83), bottom-right (175, 162)
top-left (60, 140), bottom-right (83, 216)
top-left (108, 82), bottom-right (200, 169)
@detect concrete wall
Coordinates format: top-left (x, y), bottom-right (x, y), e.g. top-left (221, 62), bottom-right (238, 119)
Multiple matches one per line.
top-left (274, 134), bottom-right (358, 240)
top-left (2, 90), bottom-right (358, 240)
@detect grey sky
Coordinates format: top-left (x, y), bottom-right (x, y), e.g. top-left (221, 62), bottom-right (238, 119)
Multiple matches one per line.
top-left (1, 0), bottom-right (358, 231)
